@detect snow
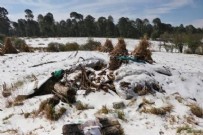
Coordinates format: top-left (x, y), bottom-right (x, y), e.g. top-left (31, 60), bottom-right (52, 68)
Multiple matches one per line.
top-left (22, 37), bottom-right (162, 52)
top-left (0, 37), bottom-right (203, 135)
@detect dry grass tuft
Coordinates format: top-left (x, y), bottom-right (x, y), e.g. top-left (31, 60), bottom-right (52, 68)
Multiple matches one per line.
top-left (100, 39), bottom-right (114, 53)
top-left (75, 101), bottom-right (89, 110)
top-left (142, 98), bottom-right (155, 105)
top-left (3, 37), bottom-right (18, 54)
top-left (110, 38), bottom-right (128, 56)
top-left (177, 125), bottom-right (203, 134)
top-left (37, 98), bottom-right (66, 121)
top-left (175, 95), bottom-right (184, 103)
top-left (14, 95), bottom-right (27, 102)
top-left (134, 84), bottom-right (150, 96)
top-left (109, 38), bottom-right (128, 70)
top-left (127, 98), bottom-right (137, 106)
top-left (189, 104), bottom-right (203, 118)
top-left (132, 36), bottom-right (153, 63)
top-left (116, 110), bottom-right (126, 121)
top-left (0, 129), bottom-right (18, 134)
top-left (44, 104), bottom-right (66, 121)
top-left (141, 105), bottom-right (173, 115)
top-left (97, 105), bottom-right (110, 114)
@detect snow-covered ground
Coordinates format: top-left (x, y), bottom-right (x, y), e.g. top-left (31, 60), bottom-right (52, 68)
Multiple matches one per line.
top-left (22, 37), bottom-right (163, 52)
top-left (0, 38), bottom-right (203, 135)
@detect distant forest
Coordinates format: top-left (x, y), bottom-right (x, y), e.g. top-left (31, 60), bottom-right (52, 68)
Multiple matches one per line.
top-left (0, 7), bottom-right (203, 39)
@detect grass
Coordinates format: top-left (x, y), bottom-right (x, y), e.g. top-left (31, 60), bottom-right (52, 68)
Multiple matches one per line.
top-left (37, 99), bottom-right (66, 121)
top-left (5, 98), bottom-right (13, 108)
top-left (75, 101), bottom-right (89, 110)
top-left (141, 105), bottom-right (173, 115)
top-left (12, 95), bottom-right (27, 106)
top-left (175, 96), bottom-right (184, 103)
top-left (13, 80), bottom-right (24, 89)
top-left (177, 125), bottom-right (203, 134)
top-left (97, 105), bottom-right (110, 114)
top-left (116, 110), bottom-right (126, 121)
top-left (127, 98), bottom-right (137, 106)
top-left (142, 98), bottom-right (155, 105)
top-left (0, 129), bottom-right (18, 134)
top-left (189, 103), bottom-right (203, 118)
top-left (3, 114), bottom-right (14, 121)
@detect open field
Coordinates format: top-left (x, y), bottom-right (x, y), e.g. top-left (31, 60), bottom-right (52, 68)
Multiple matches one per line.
top-left (0, 38), bottom-right (203, 135)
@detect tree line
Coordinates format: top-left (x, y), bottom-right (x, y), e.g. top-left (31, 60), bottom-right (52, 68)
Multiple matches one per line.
top-left (0, 7), bottom-right (203, 40)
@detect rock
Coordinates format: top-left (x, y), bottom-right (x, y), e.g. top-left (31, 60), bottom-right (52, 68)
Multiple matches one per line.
top-left (96, 116), bottom-right (124, 135)
top-left (154, 66), bottom-right (172, 76)
top-left (62, 124), bottom-right (84, 135)
top-left (113, 102), bottom-right (125, 109)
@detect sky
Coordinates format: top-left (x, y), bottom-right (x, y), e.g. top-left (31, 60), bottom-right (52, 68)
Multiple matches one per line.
top-left (1, 0), bottom-right (203, 28)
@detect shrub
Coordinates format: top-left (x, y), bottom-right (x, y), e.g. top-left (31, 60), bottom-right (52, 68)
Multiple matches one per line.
top-left (189, 104), bottom-right (203, 118)
top-left (58, 44), bottom-right (66, 51)
top-left (0, 41), bottom-right (3, 47)
top-left (0, 48), bottom-right (3, 56)
top-left (3, 37), bottom-right (18, 54)
top-left (13, 38), bottom-right (31, 52)
top-left (132, 36), bottom-right (153, 63)
top-left (64, 42), bottom-right (79, 51)
top-left (13, 38), bottom-right (25, 49)
top-left (109, 38), bottom-right (128, 70)
top-left (47, 42), bottom-right (63, 52)
top-left (0, 34), bottom-right (5, 43)
top-left (100, 39), bottom-right (114, 52)
top-left (80, 38), bottom-right (101, 51)
top-left (184, 48), bottom-right (192, 54)
top-left (186, 34), bottom-right (202, 54)
top-left (195, 46), bottom-right (203, 55)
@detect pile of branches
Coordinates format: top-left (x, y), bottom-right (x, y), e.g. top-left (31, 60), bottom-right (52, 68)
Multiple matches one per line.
top-left (99, 39), bottom-right (114, 53)
top-left (3, 37), bottom-right (18, 54)
top-left (49, 65), bottom-right (116, 103)
top-left (132, 37), bottom-right (153, 64)
top-left (109, 38), bottom-right (128, 70)
top-left (17, 58), bottom-right (116, 104)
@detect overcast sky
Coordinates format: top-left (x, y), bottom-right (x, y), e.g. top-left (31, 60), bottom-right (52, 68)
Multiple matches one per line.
top-left (1, 0), bottom-right (203, 28)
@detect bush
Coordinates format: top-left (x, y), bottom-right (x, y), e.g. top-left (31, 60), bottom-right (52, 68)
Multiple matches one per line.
top-left (100, 39), bottom-right (114, 52)
top-left (64, 42), bottom-right (79, 51)
top-left (80, 38), bottom-right (101, 51)
top-left (0, 34), bottom-right (5, 43)
top-left (3, 37), bottom-right (18, 54)
top-left (13, 38), bottom-right (26, 49)
top-left (186, 34), bottom-right (202, 54)
top-left (195, 46), bottom-right (203, 55)
top-left (132, 36), bottom-right (153, 63)
top-left (184, 48), bottom-right (192, 54)
top-left (47, 42), bottom-right (63, 52)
